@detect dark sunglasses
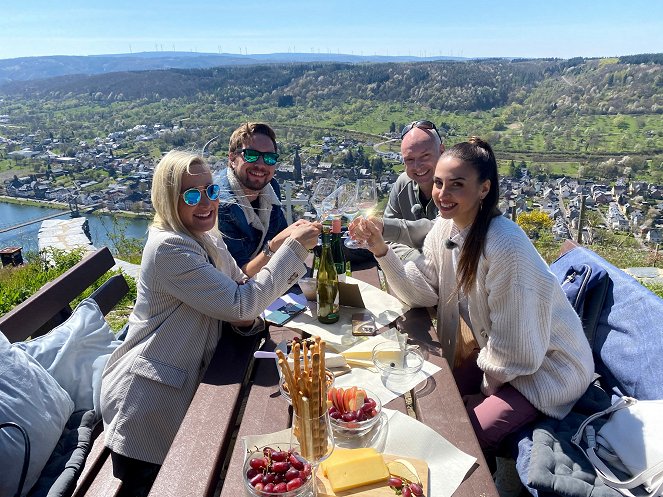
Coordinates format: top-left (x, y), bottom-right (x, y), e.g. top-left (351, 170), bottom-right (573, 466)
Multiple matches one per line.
top-left (241, 148), bottom-right (279, 166)
top-left (180, 184), bottom-right (221, 206)
top-left (400, 120), bottom-right (443, 142)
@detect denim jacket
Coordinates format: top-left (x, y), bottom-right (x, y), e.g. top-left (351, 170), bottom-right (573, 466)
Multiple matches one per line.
top-left (217, 168), bottom-right (287, 269)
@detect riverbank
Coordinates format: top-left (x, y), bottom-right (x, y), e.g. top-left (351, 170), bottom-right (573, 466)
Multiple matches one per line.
top-left (0, 195), bottom-right (153, 220)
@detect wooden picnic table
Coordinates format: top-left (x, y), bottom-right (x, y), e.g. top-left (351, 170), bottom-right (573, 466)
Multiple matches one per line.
top-left (150, 263), bottom-right (498, 497)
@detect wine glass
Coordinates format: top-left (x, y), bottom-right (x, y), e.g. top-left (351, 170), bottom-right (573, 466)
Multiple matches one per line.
top-left (290, 411), bottom-right (335, 496)
top-left (324, 183), bottom-right (357, 220)
top-left (345, 179), bottom-right (377, 249)
top-left (309, 179), bottom-right (337, 221)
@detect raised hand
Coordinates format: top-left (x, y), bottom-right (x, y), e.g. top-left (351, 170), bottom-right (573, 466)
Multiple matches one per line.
top-left (290, 222), bottom-right (322, 250)
top-left (349, 216), bottom-right (388, 257)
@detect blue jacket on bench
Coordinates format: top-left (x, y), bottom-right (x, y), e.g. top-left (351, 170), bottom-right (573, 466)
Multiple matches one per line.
top-left (516, 245), bottom-right (663, 497)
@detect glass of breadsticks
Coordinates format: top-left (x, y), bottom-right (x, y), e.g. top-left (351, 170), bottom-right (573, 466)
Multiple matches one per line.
top-left (276, 336), bottom-right (335, 465)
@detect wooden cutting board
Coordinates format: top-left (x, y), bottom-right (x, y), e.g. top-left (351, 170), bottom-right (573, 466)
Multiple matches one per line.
top-left (316, 454), bottom-right (428, 497)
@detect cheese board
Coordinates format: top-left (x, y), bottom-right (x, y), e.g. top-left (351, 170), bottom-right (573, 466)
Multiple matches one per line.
top-left (316, 453), bottom-right (428, 497)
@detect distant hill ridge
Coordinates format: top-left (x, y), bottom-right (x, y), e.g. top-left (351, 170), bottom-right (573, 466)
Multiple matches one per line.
top-left (0, 51), bottom-right (467, 84)
top-left (1, 55), bottom-right (661, 116)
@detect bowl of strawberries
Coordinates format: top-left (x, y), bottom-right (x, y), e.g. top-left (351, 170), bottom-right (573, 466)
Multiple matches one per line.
top-left (327, 386), bottom-right (382, 436)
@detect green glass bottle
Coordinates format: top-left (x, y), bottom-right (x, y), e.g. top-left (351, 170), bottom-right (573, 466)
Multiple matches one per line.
top-left (317, 226), bottom-right (340, 324)
top-left (330, 219), bottom-right (346, 283)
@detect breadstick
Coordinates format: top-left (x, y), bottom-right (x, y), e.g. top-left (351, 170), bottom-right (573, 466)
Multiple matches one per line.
top-left (303, 339), bottom-right (309, 376)
top-left (311, 352), bottom-right (322, 458)
top-left (293, 341), bottom-right (301, 386)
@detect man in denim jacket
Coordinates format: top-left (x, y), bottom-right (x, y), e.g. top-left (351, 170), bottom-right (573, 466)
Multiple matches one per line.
top-left (218, 123), bottom-right (314, 277)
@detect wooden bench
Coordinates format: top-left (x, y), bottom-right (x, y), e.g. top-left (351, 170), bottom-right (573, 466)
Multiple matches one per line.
top-left (1, 247), bottom-right (131, 497)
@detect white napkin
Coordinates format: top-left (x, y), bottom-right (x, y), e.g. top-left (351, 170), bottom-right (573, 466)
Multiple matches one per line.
top-left (380, 409), bottom-right (477, 497)
top-left (284, 276), bottom-right (410, 349)
top-left (241, 408), bottom-right (476, 497)
top-left (333, 331), bottom-right (441, 406)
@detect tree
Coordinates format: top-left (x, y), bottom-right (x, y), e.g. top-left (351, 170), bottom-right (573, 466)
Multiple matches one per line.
top-left (389, 122), bottom-right (396, 133)
top-left (293, 149), bottom-right (302, 183)
top-left (508, 160), bottom-right (518, 178)
top-left (517, 211), bottom-right (553, 239)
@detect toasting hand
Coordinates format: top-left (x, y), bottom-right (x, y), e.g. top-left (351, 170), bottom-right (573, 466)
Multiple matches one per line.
top-left (348, 216), bottom-right (388, 257)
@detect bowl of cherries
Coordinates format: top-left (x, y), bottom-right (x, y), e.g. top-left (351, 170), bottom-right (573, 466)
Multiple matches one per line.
top-left (327, 386), bottom-right (381, 436)
top-left (243, 446), bottom-right (313, 497)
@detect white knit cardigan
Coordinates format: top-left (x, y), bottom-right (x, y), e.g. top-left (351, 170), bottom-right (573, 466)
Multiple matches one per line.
top-left (377, 215), bottom-right (594, 419)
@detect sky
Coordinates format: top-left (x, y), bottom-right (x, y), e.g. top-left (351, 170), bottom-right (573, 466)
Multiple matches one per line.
top-left (1, 0), bottom-right (662, 60)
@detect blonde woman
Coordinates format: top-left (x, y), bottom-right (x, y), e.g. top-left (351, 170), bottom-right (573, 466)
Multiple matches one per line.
top-left (100, 150), bottom-right (320, 494)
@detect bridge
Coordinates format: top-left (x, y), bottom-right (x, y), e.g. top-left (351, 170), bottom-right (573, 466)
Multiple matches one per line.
top-left (0, 195), bottom-right (103, 235)
top-left (0, 209), bottom-right (72, 234)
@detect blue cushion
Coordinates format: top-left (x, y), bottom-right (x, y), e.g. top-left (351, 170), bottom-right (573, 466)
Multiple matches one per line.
top-left (550, 247), bottom-right (663, 400)
top-left (15, 298), bottom-right (122, 412)
top-left (0, 333), bottom-right (74, 497)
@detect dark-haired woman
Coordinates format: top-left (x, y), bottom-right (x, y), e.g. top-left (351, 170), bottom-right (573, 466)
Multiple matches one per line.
top-left (349, 137), bottom-right (593, 457)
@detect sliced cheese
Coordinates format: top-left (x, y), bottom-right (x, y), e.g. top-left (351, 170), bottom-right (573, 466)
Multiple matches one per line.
top-left (324, 448), bottom-right (389, 492)
top-left (341, 350), bottom-right (373, 360)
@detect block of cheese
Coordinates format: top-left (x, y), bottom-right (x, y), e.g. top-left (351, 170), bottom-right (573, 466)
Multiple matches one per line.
top-left (320, 448), bottom-right (376, 476)
top-left (323, 447), bottom-right (390, 492)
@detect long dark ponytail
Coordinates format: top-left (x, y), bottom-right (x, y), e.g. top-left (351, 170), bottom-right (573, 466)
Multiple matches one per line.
top-left (443, 137), bottom-right (501, 294)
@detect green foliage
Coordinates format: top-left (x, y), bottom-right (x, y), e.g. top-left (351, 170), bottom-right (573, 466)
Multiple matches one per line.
top-left (0, 247), bottom-right (137, 330)
top-left (517, 211), bottom-right (554, 239)
top-left (0, 248), bottom-right (84, 315)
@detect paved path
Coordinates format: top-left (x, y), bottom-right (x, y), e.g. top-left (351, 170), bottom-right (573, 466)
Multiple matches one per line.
top-left (624, 267), bottom-right (663, 285)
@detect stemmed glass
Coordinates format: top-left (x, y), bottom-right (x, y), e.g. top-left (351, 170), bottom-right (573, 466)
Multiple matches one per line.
top-left (290, 411), bottom-right (335, 496)
top-left (309, 179), bottom-right (337, 221)
top-left (323, 182), bottom-right (358, 221)
top-left (345, 179), bottom-right (377, 249)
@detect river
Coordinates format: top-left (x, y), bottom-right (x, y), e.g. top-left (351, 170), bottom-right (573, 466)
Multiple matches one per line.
top-left (0, 202), bottom-right (151, 254)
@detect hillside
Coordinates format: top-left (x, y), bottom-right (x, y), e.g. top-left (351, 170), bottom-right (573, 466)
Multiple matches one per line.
top-left (1, 56), bottom-right (661, 117)
top-left (0, 54), bottom-right (661, 179)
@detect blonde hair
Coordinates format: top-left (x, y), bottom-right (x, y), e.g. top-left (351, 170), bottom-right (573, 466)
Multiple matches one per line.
top-left (151, 150), bottom-right (223, 266)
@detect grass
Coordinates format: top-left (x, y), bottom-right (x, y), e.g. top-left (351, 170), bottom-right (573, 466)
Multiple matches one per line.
top-left (0, 247), bottom-right (137, 331)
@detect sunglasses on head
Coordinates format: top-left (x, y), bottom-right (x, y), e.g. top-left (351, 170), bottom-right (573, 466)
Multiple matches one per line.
top-left (400, 120), bottom-right (443, 142)
top-left (180, 184), bottom-right (221, 206)
top-left (241, 148), bottom-right (279, 166)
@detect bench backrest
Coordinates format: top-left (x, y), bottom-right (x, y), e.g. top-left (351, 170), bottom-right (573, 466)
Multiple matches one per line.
top-left (0, 247), bottom-right (129, 343)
